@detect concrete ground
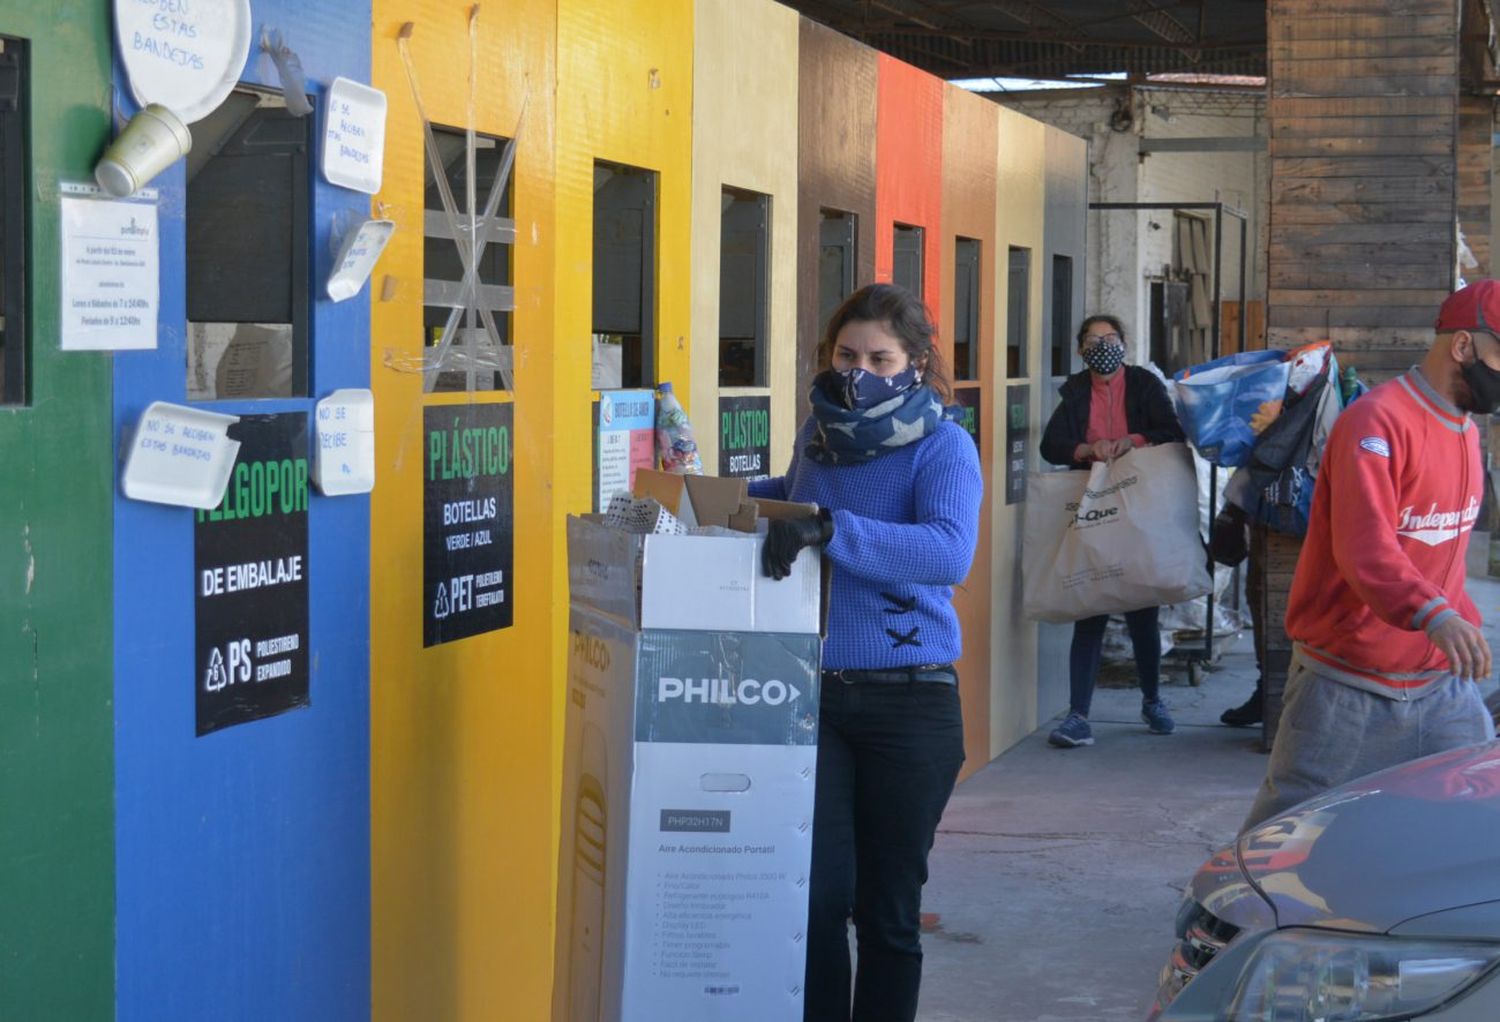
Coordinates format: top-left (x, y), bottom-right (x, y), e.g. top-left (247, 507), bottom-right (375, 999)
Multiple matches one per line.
top-left (914, 554), bottom-right (1500, 1022)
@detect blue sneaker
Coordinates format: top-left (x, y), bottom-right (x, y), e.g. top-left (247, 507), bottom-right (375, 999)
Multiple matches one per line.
top-left (1142, 699), bottom-right (1175, 735)
top-left (1048, 712), bottom-right (1094, 748)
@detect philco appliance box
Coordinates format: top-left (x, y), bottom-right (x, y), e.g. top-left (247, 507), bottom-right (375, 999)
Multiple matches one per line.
top-left (554, 494), bottom-right (822, 1022)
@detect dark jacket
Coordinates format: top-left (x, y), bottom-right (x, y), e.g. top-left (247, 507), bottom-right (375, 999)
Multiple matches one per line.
top-left (1040, 365), bottom-right (1186, 470)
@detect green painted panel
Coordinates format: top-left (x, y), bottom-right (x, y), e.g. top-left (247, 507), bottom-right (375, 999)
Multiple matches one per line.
top-left (0, 2), bottom-right (115, 1018)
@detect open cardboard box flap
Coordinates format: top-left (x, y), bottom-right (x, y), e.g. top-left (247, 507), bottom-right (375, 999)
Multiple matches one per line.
top-left (624, 470), bottom-right (831, 635)
top-left (633, 468), bottom-right (819, 531)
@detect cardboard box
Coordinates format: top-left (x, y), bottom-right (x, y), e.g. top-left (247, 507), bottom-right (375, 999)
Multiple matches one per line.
top-left (568, 486), bottom-right (825, 638)
top-left (554, 496), bottom-right (823, 1022)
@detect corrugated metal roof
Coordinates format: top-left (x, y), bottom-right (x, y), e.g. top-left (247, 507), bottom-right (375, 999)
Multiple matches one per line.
top-left (782, 0), bottom-right (1267, 79)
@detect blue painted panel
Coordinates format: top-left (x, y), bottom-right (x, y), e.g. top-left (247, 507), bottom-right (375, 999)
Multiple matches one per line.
top-left (112, 4), bottom-right (373, 1019)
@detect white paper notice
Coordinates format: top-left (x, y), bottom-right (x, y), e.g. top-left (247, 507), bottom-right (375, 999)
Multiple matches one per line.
top-left (60, 189), bottom-right (159, 351)
top-left (322, 78), bottom-right (388, 194)
top-left (121, 401), bottom-right (241, 510)
top-left (313, 389), bottom-right (376, 496)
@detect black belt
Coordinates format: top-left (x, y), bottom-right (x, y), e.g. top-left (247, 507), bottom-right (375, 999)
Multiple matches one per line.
top-left (824, 664), bottom-right (957, 685)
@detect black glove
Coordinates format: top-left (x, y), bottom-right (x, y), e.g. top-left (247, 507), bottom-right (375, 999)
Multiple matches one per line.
top-left (762, 511), bottom-right (833, 581)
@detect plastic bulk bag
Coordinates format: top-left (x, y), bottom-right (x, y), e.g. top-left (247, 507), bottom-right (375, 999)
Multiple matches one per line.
top-left (1023, 442), bottom-right (1214, 623)
top-left (1172, 350), bottom-right (1290, 468)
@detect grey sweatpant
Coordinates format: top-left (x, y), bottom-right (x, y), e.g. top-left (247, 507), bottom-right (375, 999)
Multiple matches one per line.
top-left (1242, 658), bottom-right (1495, 833)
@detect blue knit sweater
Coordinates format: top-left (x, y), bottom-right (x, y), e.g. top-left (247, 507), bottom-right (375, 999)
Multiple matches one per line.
top-left (750, 416), bottom-right (983, 670)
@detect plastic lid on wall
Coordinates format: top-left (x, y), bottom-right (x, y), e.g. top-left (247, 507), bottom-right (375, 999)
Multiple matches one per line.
top-left (115, 0), bottom-right (253, 124)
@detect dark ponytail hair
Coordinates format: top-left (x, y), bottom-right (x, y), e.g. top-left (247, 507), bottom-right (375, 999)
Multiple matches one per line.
top-left (818, 283), bottom-right (953, 403)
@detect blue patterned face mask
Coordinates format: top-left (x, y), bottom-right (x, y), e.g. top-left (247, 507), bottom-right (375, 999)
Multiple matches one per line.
top-left (829, 366), bottom-right (922, 410)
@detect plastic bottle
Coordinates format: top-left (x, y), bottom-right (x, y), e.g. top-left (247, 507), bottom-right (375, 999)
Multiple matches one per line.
top-left (1340, 366), bottom-right (1359, 405)
top-left (654, 381), bottom-right (704, 475)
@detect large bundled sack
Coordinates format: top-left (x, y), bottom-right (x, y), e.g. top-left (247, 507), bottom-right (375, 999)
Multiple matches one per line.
top-left (1172, 350), bottom-right (1290, 467)
top-left (1023, 442), bottom-right (1213, 623)
top-left (1223, 341), bottom-right (1346, 538)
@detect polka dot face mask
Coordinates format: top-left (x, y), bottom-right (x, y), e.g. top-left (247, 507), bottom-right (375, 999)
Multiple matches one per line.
top-left (1081, 337), bottom-right (1125, 376)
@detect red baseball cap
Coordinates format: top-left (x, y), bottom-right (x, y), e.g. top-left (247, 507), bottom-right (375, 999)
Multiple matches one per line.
top-left (1436, 279), bottom-right (1500, 333)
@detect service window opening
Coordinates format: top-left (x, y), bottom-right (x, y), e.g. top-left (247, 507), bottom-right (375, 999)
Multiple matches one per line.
top-left (953, 237), bottom-right (980, 382)
top-left (718, 187), bottom-right (769, 388)
top-left (592, 161), bottom-right (657, 390)
top-left (423, 126), bottom-right (515, 393)
top-left (0, 37), bottom-right (27, 408)
top-left (892, 223), bottom-right (923, 298)
top-left (185, 88), bottom-right (310, 402)
top-left (1006, 246), bottom-right (1031, 379)
top-left (818, 209), bottom-right (856, 330)
top-left (1051, 253), bottom-right (1074, 378)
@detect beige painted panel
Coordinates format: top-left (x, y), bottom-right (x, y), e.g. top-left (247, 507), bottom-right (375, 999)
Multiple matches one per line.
top-left (990, 108), bottom-right (1049, 757)
top-left (941, 82), bottom-right (999, 776)
top-left (691, 0), bottom-right (801, 472)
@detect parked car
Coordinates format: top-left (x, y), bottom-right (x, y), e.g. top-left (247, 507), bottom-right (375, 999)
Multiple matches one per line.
top-left (1150, 740), bottom-right (1500, 1021)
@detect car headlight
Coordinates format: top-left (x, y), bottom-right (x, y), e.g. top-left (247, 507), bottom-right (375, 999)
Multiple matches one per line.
top-left (1225, 929), bottom-right (1500, 1021)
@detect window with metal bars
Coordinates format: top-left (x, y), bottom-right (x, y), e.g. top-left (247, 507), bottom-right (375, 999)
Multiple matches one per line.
top-left (423, 126), bottom-right (514, 392)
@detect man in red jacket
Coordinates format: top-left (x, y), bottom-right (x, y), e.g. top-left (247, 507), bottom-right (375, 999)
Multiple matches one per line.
top-left (1243, 280), bottom-right (1500, 831)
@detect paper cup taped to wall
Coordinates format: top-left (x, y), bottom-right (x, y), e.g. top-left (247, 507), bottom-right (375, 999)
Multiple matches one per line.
top-left (95, 104), bottom-right (192, 198)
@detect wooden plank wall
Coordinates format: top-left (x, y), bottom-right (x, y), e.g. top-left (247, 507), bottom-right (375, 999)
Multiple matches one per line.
top-left (1266, 0), bottom-right (1459, 383)
top-left (1261, 0), bottom-right (1461, 747)
top-left (1459, 94), bottom-right (1492, 279)
top-left (796, 20), bottom-right (878, 422)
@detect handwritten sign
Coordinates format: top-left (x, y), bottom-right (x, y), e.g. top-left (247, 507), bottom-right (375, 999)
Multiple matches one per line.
top-left (115, 0), bottom-right (252, 124)
top-left (322, 77), bottom-right (388, 194)
top-left (60, 186), bottom-right (160, 350)
top-left (313, 389), bottom-right (376, 496)
top-left (121, 401), bottom-right (241, 509)
top-left (327, 219), bottom-right (394, 301)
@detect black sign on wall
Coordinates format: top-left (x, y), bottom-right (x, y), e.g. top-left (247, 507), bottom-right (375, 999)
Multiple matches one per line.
top-left (1006, 384), bottom-right (1030, 506)
top-left (718, 394), bottom-right (771, 479)
top-left (194, 413), bottom-right (311, 736)
top-left (953, 386), bottom-right (981, 452)
top-left (423, 403), bottom-right (515, 646)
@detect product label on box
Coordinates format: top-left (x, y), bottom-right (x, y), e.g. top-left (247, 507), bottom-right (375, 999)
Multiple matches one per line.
top-left (635, 631), bottom-right (820, 746)
top-left (619, 629), bottom-right (820, 1020)
top-left (624, 742), bottom-right (817, 1019)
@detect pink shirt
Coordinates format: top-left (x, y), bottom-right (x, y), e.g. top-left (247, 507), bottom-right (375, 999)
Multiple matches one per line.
top-left (1082, 371), bottom-right (1148, 455)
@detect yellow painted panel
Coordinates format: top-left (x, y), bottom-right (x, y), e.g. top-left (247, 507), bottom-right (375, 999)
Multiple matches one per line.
top-left (369, 2), bottom-right (559, 1020)
top-left (553, 0), bottom-right (693, 749)
top-left (690, 0), bottom-right (800, 472)
top-left (990, 107), bottom-right (1049, 757)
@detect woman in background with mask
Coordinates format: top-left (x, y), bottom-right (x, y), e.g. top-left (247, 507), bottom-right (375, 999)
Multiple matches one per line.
top-left (1039, 314), bottom-right (1187, 749)
top-left (751, 283), bottom-right (982, 1022)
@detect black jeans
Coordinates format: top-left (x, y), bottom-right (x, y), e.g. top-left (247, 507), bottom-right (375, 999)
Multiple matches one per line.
top-left (1069, 607), bottom-right (1161, 717)
top-left (804, 679), bottom-right (965, 1022)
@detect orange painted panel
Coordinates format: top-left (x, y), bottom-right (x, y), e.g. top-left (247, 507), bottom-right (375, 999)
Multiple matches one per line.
top-left (875, 53), bottom-right (944, 323)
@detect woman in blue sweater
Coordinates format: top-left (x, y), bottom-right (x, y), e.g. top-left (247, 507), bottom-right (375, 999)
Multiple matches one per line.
top-left (751, 283), bottom-right (983, 1022)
